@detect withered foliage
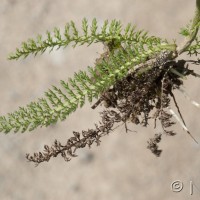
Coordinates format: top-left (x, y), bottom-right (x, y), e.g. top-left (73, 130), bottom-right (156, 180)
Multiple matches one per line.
top-left (147, 133), bottom-right (162, 157)
top-left (26, 110), bottom-right (121, 165)
top-left (26, 51), bottom-right (199, 166)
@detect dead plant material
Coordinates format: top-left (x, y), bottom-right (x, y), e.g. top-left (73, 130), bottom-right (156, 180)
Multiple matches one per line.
top-left (27, 52), bottom-right (199, 165)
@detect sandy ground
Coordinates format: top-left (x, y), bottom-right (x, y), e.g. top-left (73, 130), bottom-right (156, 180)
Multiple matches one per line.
top-left (0, 0), bottom-right (200, 200)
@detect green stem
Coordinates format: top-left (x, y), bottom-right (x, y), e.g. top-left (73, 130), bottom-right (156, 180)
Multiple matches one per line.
top-left (178, 0), bottom-right (200, 54)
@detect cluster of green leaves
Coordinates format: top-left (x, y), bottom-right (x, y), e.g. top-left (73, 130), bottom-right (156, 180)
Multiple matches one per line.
top-left (179, 20), bottom-right (200, 55)
top-left (9, 18), bottom-right (164, 60)
top-left (1, 19), bottom-right (176, 133)
top-left (179, 19), bottom-right (196, 37)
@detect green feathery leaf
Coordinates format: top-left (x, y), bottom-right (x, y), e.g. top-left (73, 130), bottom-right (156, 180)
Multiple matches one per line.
top-left (8, 18), bottom-right (164, 60)
top-left (1, 41), bottom-right (176, 133)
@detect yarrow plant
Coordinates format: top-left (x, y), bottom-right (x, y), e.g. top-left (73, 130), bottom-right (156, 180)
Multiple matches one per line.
top-left (1, 1), bottom-right (200, 166)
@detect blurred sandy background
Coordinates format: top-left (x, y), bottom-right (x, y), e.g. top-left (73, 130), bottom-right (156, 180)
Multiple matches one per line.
top-left (0, 0), bottom-right (200, 199)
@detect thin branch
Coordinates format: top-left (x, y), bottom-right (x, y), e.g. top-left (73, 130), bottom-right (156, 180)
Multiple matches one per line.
top-left (168, 107), bottom-right (198, 144)
top-left (178, 0), bottom-right (200, 54)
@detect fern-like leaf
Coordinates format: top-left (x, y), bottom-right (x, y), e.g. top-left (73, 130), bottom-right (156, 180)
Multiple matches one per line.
top-left (1, 40), bottom-right (176, 133)
top-left (8, 18), bottom-right (164, 60)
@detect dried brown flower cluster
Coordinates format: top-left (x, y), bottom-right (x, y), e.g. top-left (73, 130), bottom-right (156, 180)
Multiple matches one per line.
top-left (26, 52), bottom-right (198, 166)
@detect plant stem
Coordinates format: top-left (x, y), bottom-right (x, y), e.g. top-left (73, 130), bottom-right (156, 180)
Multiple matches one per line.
top-left (178, 0), bottom-right (200, 54)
